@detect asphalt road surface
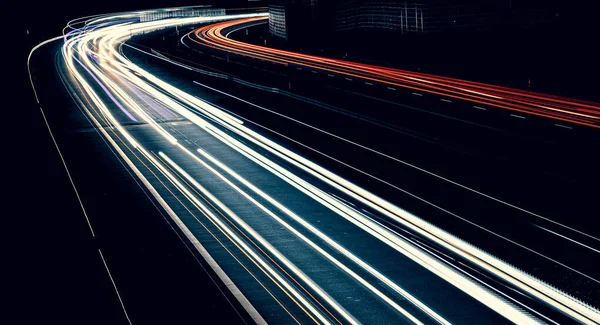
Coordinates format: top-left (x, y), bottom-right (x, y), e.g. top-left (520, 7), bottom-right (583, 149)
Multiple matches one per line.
top-left (27, 8), bottom-right (600, 325)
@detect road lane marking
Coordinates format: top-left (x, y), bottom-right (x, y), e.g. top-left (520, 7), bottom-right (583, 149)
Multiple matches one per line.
top-left (56, 70), bottom-right (269, 325)
top-left (327, 74), bottom-right (335, 77)
top-left (192, 80), bottom-right (600, 249)
top-left (198, 118), bottom-right (549, 325)
top-left (412, 92), bottom-right (423, 96)
top-left (555, 124), bottom-right (572, 129)
top-left (188, 79), bottom-right (599, 320)
top-left (189, 81), bottom-right (600, 297)
top-left (191, 148), bottom-right (439, 324)
top-left (387, 87), bottom-right (396, 91)
top-left (510, 114), bottom-right (526, 119)
top-left (345, 78), bottom-right (353, 81)
top-left (63, 14), bottom-right (600, 323)
top-left (365, 82), bottom-right (373, 86)
top-left (533, 224), bottom-right (600, 254)
top-left (36, 106), bottom-right (96, 237)
top-left (99, 249), bottom-right (132, 324)
top-left (440, 99), bottom-right (452, 103)
top-left (159, 152), bottom-right (347, 325)
top-left (473, 106), bottom-right (487, 110)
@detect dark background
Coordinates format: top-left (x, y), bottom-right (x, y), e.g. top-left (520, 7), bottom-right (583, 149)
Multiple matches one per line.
top-left (10, 0), bottom-right (598, 323)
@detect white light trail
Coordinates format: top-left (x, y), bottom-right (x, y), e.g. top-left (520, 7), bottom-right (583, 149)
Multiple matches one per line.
top-left (34, 7), bottom-right (600, 325)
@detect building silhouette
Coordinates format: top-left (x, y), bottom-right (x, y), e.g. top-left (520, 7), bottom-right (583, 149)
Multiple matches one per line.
top-left (268, 0), bottom-right (553, 42)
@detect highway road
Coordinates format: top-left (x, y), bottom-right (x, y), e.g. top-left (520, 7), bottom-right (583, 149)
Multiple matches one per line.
top-left (28, 8), bottom-right (600, 324)
top-left (189, 17), bottom-right (600, 129)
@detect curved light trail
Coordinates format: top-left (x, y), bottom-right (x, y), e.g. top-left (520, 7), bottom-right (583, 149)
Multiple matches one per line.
top-left (188, 17), bottom-right (600, 129)
top-left (29, 8), bottom-right (600, 325)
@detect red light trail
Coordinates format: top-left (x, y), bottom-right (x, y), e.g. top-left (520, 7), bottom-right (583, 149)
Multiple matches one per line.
top-left (188, 17), bottom-right (600, 129)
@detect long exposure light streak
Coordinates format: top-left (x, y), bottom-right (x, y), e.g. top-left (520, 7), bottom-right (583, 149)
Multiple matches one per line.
top-left (29, 7), bottom-right (600, 325)
top-left (189, 17), bottom-right (600, 128)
